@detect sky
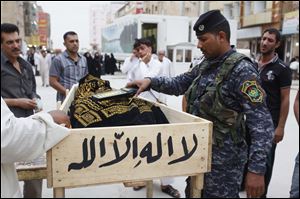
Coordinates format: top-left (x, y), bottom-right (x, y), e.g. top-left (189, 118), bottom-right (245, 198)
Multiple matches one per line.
top-left (37, 1), bottom-right (110, 51)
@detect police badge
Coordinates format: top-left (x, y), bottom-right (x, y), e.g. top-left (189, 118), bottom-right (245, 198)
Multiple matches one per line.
top-left (198, 25), bottom-right (205, 31)
top-left (241, 80), bottom-right (264, 103)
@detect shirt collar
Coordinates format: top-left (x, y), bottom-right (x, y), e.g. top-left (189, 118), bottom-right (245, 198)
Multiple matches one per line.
top-left (1, 52), bottom-right (10, 63)
top-left (63, 50), bottom-right (82, 59)
top-left (1, 51), bottom-right (25, 65)
top-left (257, 53), bottom-right (278, 68)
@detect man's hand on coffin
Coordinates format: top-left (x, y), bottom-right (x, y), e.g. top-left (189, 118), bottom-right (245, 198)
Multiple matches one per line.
top-left (126, 78), bottom-right (151, 97)
top-left (48, 110), bottom-right (71, 128)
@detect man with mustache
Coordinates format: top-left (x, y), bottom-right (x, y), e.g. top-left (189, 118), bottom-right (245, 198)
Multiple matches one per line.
top-left (127, 10), bottom-right (274, 198)
top-left (1, 23), bottom-right (42, 197)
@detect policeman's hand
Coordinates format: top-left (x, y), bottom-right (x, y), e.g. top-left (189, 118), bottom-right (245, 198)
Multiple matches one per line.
top-left (48, 110), bottom-right (71, 128)
top-left (126, 78), bottom-right (151, 97)
top-left (245, 171), bottom-right (265, 198)
top-left (18, 98), bottom-right (37, 110)
top-left (274, 126), bottom-right (284, 143)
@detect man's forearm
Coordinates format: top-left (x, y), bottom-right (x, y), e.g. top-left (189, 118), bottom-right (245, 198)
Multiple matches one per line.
top-left (50, 81), bottom-right (66, 96)
top-left (294, 92), bottom-right (299, 124)
top-left (277, 98), bottom-right (289, 128)
top-left (4, 98), bottom-right (18, 107)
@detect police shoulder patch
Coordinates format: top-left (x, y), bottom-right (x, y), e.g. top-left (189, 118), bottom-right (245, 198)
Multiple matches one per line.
top-left (241, 80), bottom-right (264, 103)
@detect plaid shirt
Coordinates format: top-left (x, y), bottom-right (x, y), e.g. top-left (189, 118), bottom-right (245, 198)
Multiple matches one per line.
top-left (50, 51), bottom-right (88, 101)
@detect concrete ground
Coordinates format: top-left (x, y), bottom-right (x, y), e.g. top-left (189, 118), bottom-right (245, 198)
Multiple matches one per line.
top-left (19, 73), bottom-right (299, 198)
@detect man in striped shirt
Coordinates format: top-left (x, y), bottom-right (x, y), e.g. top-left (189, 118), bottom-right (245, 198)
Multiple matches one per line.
top-left (50, 31), bottom-right (88, 102)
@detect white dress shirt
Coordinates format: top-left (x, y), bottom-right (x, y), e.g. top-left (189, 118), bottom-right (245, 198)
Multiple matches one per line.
top-left (127, 57), bottom-right (164, 103)
top-left (160, 56), bottom-right (174, 78)
top-left (121, 55), bottom-right (139, 82)
top-left (1, 97), bottom-right (70, 198)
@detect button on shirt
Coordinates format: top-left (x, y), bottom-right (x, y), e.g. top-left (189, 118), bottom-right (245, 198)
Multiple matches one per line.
top-left (50, 51), bottom-right (88, 101)
top-left (1, 52), bottom-right (38, 117)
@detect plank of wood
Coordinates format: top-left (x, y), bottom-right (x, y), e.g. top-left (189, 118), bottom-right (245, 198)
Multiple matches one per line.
top-left (17, 168), bottom-right (47, 181)
top-left (53, 187), bottom-right (65, 198)
top-left (190, 174), bottom-right (204, 198)
top-left (146, 180), bottom-right (153, 198)
top-left (47, 149), bottom-right (53, 188)
top-left (123, 181), bottom-right (146, 187)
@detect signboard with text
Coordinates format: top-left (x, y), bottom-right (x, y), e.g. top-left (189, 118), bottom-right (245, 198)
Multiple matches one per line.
top-left (38, 12), bottom-right (48, 46)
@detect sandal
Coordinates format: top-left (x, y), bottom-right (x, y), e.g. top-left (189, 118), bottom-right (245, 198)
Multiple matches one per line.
top-left (133, 185), bottom-right (145, 191)
top-left (161, 185), bottom-right (181, 198)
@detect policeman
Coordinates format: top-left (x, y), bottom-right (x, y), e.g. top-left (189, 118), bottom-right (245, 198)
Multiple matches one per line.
top-left (127, 10), bottom-right (274, 198)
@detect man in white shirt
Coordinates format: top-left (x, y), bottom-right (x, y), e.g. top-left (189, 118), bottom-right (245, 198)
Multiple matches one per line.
top-left (121, 48), bottom-right (139, 82)
top-left (39, 50), bottom-right (52, 87)
top-left (1, 97), bottom-right (70, 198)
top-left (157, 50), bottom-right (174, 104)
top-left (127, 38), bottom-right (165, 104)
top-left (157, 50), bottom-right (174, 78)
top-left (34, 49), bottom-right (41, 76)
top-left (128, 38), bottom-right (180, 198)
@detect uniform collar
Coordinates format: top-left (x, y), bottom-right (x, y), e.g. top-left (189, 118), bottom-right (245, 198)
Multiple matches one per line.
top-left (207, 48), bottom-right (236, 67)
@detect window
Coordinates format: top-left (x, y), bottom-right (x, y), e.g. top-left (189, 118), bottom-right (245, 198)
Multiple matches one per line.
top-left (224, 4), bottom-right (233, 19)
top-left (253, 1), bottom-right (266, 14)
top-left (185, 50), bottom-right (192, 62)
top-left (233, 2), bottom-right (240, 18)
top-left (185, 7), bottom-right (190, 14)
top-left (176, 49), bottom-right (183, 62)
top-left (204, 2), bottom-right (209, 13)
top-left (167, 49), bottom-right (173, 62)
top-left (188, 24), bottom-right (191, 42)
top-left (244, 1), bottom-right (251, 16)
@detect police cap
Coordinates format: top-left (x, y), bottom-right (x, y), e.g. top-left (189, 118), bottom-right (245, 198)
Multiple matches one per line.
top-left (193, 10), bottom-right (228, 36)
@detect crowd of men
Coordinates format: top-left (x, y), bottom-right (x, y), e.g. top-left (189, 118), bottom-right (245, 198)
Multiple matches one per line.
top-left (1, 8), bottom-right (299, 198)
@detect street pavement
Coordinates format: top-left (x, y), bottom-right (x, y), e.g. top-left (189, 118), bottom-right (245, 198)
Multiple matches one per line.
top-left (19, 73), bottom-right (299, 198)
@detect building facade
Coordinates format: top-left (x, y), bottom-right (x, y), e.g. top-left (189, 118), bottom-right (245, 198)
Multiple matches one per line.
top-left (2, 1), bottom-right (51, 49)
top-left (90, 4), bottom-right (108, 51)
top-left (89, 2), bottom-right (126, 51)
top-left (116, 1), bottom-right (201, 18)
top-left (204, 1), bottom-right (299, 63)
top-left (1, 1), bottom-right (25, 39)
top-left (37, 6), bottom-right (51, 49)
top-left (23, 1), bottom-right (39, 47)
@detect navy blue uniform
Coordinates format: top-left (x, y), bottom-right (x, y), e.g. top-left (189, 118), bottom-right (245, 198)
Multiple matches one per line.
top-left (149, 50), bottom-right (274, 197)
